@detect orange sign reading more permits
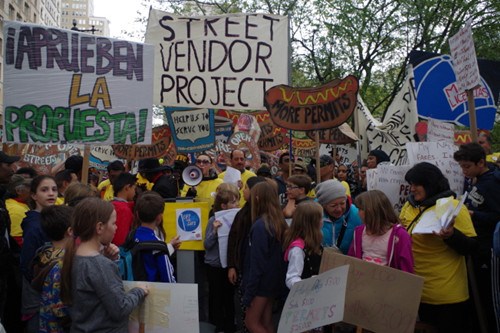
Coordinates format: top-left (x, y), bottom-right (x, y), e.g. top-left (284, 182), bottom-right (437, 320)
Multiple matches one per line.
top-left (264, 76), bottom-right (359, 131)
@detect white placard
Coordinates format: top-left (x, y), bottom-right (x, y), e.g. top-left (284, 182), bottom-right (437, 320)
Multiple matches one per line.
top-left (3, 21), bottom-right (154, 145)
top-left (449, 21), bottom-right (481, 92)
top-left (175, 208), bottom-right (202, 241)
top-left (374, 164), bottom-right (412, 213)
top-left (427, 118), bottom-right (455, 143)
top-left (145, 10), bottom-right (289, 110)
top-left (278, 265), bottom-right (349, 333)
top-left (124, 281), bottom-right (199, 333)
top-left (406, 142), bottom-right (464, 195)
top-left (215, 208), bottom-right (240, 268)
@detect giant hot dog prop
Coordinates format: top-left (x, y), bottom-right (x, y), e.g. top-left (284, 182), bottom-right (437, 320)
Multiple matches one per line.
top-left (264, 76), bottom-right (359, 131)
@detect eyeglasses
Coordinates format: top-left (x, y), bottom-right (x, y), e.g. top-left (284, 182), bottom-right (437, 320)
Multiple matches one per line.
top-left (196, 159), bottom-right (210, 165)
top-left (286, 185), bottom-right (299, 189)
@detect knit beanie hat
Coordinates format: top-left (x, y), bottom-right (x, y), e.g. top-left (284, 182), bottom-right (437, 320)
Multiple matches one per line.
top-left (368, 149), bottom-right (390, 164)
top-left (315, 179), bottom-right (346, 205)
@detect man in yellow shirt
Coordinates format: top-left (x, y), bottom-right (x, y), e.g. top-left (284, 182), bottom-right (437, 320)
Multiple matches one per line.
top-left (218, 149), bottom-right (256, 206)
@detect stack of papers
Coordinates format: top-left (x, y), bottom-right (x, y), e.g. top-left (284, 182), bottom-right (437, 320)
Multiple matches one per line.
top-left (412, 193), bottom-right (468, 234)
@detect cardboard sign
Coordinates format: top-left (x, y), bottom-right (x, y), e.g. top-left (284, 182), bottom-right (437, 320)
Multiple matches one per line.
top-left (258, 119), bottom-right (288, 151)
top-left (3, 21), bottom-right (154, 145)
top-left (265, 76), bottom-right (359, 131)
top-left (319, 249), bottom-right (424, 333)
top-left (90, 145), bottom-right (122, 171)
top-left (113, 125), bottom-right (172, 160)
top-left (227, 131), bottom-right (261, 170)
top-left (449, 21), bottom-right (481, 92)
top-left (165, 108), bottom-right (215, 153)
top-left (406, 142), bottom-right (464, 195)
top-left (427, 118), bottom-right (455, 143)
top-left (17, 144), bottom-right (81, 175)
top-left (307, 123), bottom-right (358, 144)
top-left (371, 164), bottom-right (412, 213)
top-left (162, 202), bottom-right (209, 251)
top-left (124, 281), bottom-right (199, 333)
top-left (145, 10), bottom-right (289, 110)
top-left (278, 265), bottom-right (349, 333)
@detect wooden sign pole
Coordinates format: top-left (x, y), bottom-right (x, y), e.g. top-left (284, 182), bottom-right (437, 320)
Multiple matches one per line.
top-left (81, 145), bottom-right (90, 185)
top-left (315, 131), bottom-right (321, 184)
top-left (467, 89), bottom-right (478, 142)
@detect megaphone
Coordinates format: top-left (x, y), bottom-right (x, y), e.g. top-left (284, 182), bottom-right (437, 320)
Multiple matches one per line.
top-left (182, 166), bottom-right (203, 186)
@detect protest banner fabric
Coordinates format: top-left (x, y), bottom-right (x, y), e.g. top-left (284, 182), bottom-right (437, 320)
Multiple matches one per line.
top-left (319, 249), bottom-right (424, 333)
top-left (145, 10), bottom-right (289, 110)
top-left (124, 281), bottom-right (199, 333)
top-left (3, 21), bottom-right (154, 145)
top-left (356, 66), bottom-right (418, 165)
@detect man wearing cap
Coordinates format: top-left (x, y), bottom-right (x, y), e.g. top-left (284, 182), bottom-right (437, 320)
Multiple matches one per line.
top-left (0, 151), bottom-right (23, 332)
top-left (218, 149), bottom-right (256, 206)
top-left (139, 158), bottom-right (178, 199)
top-left (315, 179), bottom-right (362, 254)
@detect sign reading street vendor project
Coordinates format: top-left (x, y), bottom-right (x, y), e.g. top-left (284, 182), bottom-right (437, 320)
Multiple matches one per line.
top-left (3, 21), bottom-right (154, 145)
top-left (265, 76), bottom-right (359, 131)
top-left (145, 10), bottom-right (289, 110)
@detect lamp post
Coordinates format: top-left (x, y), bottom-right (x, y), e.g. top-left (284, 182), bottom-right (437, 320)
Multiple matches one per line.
top-left (71, 18), bottom-right (98, 34)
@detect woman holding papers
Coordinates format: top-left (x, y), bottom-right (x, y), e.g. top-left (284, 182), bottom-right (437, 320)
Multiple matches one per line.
top-left (399, 162), bottom-right (477, 333)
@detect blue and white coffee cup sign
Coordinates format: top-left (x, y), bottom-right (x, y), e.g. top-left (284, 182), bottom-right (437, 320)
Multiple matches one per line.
top-left (176, 208), bottom-right (202, 241)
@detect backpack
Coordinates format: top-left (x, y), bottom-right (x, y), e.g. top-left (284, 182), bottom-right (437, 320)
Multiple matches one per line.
top-left (118, 239), bottom-right (171, 281)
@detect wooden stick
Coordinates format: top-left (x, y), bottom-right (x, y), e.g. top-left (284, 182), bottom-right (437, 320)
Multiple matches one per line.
top-left (81, 145), bottom-right (90, 185)
top-left (315, 131), bottom-right (321, 184)
top-left (467, 89), bottom-right (478, 142)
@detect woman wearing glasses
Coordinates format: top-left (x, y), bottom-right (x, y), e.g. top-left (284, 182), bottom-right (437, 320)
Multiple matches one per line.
top-left (180, 153), bottom-right (222, 208)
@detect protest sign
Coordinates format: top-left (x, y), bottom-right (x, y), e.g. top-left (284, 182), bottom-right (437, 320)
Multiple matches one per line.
top-left (124, 281), bottom-right (199, 333)
top-left (17, 144), bottom-right (80, 175)
top-left (406, 141), bottom-right (464, 195)
top-left (278, 265), bottom-right (349, 333)
top-left (319, 144), bottom-right (358, 165)
top-left (113, 125), bottom-right (172, 160)
top-left (162, 202), bottom-right (209, 251)
top-left (372, 164), bottom-right (412, 213)
top-left (426, 118), bottom-right (455, 143)
top-left (215, 208), bottom-right (240, 268)
top-left (89, 145), bottom-right (121, 171)
top-left (165, 108), bottom-right (215, 153)
top-left (227, 131), bottom-right (261, 170)
top-left (448, 21), bottom-right (481, 92)
top-left (145, 10), bottom-right (289, 110)
top-left (319, 249), bottom-right (424, 333)
top-left (307, 123), bottom-right (358, 144)
top-left (3, 21), bottom-right (154, 145)
top-left (265, 76), bottom-right (359, 131)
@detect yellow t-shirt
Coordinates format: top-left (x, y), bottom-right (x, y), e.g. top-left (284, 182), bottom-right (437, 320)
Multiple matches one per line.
top-left (136, 173), bottom-right (154, 191)
top-left (218, 169), bottom-right (256, 206)
top-left (308, 180), bottom-right (351, 198)
top-left (6, 198), bottom-right (29, 238)
top-left (180, 178), bottom-right (223, 208)
top-left (400, 200), bottom-right (476, 304)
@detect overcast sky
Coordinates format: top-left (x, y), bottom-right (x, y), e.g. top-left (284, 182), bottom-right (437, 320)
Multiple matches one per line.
top-left (94, 0), bottom-right (144, 41)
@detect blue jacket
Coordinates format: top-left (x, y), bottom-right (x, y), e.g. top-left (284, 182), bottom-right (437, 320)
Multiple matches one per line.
top-left (321, 202), bottom-right (362, 254)
top-left (242, 217), bottom-right (287, 306)
top-left (21, 210), bottom-right (49, 279)
top-left (133, 226), bottom-right (176, 283)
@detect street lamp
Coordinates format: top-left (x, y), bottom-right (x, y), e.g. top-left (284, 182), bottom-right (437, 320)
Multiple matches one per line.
top-left (71, 18), bottom-right (98, 34)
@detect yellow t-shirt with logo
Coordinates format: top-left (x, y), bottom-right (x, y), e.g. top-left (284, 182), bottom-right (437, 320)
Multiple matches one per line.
top-left (218, 169), bottom-right (256, 206)
top-left (400, 200), bottom-right (476, 304)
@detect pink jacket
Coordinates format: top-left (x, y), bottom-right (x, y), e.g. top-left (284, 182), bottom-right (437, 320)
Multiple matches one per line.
top-left (348, 224), bottom-right (414, 273)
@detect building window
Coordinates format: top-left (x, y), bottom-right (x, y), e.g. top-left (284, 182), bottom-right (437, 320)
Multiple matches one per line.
top-left (8, 4), bottom-right (14, 20)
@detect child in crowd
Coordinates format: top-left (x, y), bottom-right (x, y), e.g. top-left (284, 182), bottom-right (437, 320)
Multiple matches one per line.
top-left (31, 205), bottom-right (73, 333)
top-left (283, 201), bottom-right (324, 289)
top-left (204, 183), bottom-right (240, 333)
top-left (128, 191), bottom-right (180, 282)
top-left (20, 175), bottom-right (58, 332)
top-left (61, 197), bottom-right (148, 332)
top-left (63, 183), bottom-right (98, 207)
top-left (243, 181), bottom-right (288, 333)
top-left (348, 190), bottom-right (414, 273)
top-left (282, 174), bottom-right (313, 219)
top-left (111, 173), bottom-right (137, 246)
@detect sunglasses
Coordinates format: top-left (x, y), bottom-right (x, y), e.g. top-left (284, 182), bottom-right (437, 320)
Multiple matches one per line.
top-left (196, 159), bottom-right (210, 165)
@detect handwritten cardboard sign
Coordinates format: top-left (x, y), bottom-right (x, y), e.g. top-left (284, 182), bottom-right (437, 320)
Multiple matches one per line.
top-left (278, 265), bottom-right (349, 333)
top-left (449, 21), bottom-right (481, 92)
top-left (165, 108), bottom-right (215, 153)
top-left (113, 125), bottom-right (172, 160)
top-left (3, 21), bottom-right (154, 145)
top-left (370, 164), bottom-right (412, 213)
top-left (406, 141), bottom-right (464, 195)
top-left (319, 249), bottom-right (423, 333)
top-left (427, 118), bottom-right (455, 143)
top-left (145, 10), bottom-right (289, 110)
top-left (265, 76), bottom-right (359, 131)
top-left (124, 281), bottom-right (199, 333)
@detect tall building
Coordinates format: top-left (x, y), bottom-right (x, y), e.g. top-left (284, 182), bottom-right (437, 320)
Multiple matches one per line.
top-left (61, 0), bottom-right (109, 37)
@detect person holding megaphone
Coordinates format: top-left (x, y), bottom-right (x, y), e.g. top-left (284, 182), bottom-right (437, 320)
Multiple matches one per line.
top-left (180, 153), bottom-right (222, 208)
